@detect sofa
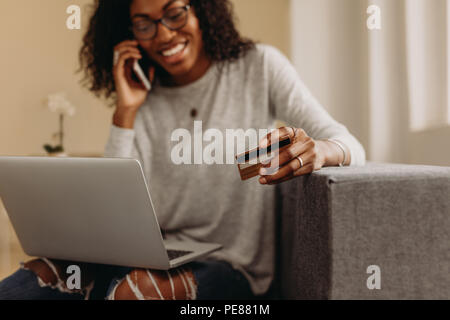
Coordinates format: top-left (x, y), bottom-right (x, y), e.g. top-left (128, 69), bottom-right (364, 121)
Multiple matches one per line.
top-left (274, 162), bottom-right (450, 299)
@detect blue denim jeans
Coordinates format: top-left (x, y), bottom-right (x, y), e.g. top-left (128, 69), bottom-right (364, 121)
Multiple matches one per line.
top-left (0, 259), bottom-right (255, 300)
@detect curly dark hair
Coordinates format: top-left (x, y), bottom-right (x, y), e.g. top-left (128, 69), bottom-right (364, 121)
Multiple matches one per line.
top-left (79, 0), bottom-right (255, 101)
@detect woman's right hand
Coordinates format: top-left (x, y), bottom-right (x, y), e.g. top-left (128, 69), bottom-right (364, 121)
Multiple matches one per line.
top-left (112, 40), bottom-right (155, 128)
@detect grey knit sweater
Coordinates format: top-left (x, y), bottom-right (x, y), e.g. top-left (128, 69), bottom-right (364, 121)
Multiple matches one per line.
top-left (104, 44), bottom-right (366, 295)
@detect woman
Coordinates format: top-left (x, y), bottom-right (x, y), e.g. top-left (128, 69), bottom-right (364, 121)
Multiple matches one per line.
top-left (0, 0), bottom-right (365, 300)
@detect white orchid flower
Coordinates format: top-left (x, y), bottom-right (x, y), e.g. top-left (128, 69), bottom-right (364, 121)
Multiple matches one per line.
top-left (46, 92), bottom-right (76, 117)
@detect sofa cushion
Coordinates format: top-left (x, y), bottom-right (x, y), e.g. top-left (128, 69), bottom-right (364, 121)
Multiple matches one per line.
top-left (277, 162), bottom-right (450, 299)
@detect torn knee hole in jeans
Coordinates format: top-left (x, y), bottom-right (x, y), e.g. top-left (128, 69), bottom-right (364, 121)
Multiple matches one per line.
top-left (108, 267), bottom-right (198, 300)
top-left (20, 258), bottom-right (95, 300)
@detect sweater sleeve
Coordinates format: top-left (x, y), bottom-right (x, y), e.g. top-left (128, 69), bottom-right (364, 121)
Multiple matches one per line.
top-left (104, 124), bottom-right (140, 159)
top-left (263, 45), bottom-right (366, 166)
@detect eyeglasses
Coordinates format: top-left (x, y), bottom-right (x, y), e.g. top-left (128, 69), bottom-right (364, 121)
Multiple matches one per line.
top-left (130, 4), bottom-right (191, 40)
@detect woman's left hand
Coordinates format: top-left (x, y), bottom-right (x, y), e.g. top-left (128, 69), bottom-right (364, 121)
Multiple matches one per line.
top-left (258, 127), bottom-right (326, 185)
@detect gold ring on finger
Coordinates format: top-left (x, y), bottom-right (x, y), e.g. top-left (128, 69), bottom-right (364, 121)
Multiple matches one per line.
top-left (297, 156), bottom-right (304, 169)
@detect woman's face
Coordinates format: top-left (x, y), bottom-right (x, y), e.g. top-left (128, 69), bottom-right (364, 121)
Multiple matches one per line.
top-left (130, 0), bottom-right (210, 84)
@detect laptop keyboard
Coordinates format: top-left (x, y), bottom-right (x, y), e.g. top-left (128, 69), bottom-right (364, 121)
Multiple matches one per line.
top-left (167, 249), bottom-right (193, 260)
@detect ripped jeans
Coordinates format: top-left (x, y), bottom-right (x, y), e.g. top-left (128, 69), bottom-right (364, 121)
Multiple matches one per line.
top-left (0, 259), bottom-right (255, 300)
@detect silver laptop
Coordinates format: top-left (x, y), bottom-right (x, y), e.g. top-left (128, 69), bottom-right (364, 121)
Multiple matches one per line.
top-left (0, 156), bottom-right (222, 270)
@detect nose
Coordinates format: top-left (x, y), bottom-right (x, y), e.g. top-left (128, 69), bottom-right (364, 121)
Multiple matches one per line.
top-left (155, 22), bottom-right (177, 43)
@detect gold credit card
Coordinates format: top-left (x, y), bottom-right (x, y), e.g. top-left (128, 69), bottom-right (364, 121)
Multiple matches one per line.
top-left (235, 136), bottom-right (292, 181)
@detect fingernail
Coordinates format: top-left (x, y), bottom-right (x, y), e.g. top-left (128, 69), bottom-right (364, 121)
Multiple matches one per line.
top-left (259, 177), bottom-right (267, 185)
top-left (259, 168), bottom-right (267, 175)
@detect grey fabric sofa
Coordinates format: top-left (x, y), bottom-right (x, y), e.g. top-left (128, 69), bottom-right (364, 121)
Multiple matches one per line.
top-left (274, 162), bottom-right (450, 299)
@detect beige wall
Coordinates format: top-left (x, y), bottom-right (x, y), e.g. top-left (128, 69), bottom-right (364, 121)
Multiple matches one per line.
top-left (231, 0), bottom-right (291, 57)
top-left (0, 0), bottom-right (113, 156)
top-left (0, 0), bottom-right (290, 157)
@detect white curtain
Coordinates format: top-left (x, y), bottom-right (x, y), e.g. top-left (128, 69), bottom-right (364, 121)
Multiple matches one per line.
top-left (290, 0), bottom-right (450, 165)
top-left (405, 0), bottom-right (449, 131)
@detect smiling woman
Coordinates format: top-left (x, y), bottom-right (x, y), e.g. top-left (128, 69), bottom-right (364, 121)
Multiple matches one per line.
top-left (79, 0), bottom-right (254, 102)
top-left (129, 0), bottom-right (210, 85)
top-left (0, 0), bottom-right (366, 300)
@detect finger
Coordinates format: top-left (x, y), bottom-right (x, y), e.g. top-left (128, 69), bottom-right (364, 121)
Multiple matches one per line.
top-left (266, 162), bottom-right (315, 185)
top-left (260, 157), bottom-right (300, 183)
top-left (259, 127), bottom-right (295, 149)
top-left (260, 150), bottom-right (313, 183)
top-left (113, 42), bottom-right (141, 67)
top-left (263, 137), bottom-right (316, 170)
top-left (124, 59), bottom-right (144, 88)
top-left (292, 163), bottom-right (315, 177)
top-left (113, 45), bottom-right (139, 63)
top-left (113, 47), bottom-right (142, 66)
top-left (267, 163), bottom-right (315, 185)
top-left (114, 54), bottom-right (143, 91)
top-left (114, 51), bottom-right (142, 76)
top-left (260, 170), bottom-right (294, 185)
top-left (267, 173), bottom-right (295, 185)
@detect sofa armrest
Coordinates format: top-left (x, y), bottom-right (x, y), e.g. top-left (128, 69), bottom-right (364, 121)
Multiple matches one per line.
top-left (276, 162), bottom-right (450, 299)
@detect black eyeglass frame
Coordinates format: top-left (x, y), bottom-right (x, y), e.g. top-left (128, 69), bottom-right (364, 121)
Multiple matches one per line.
top-left (129, 4), bottom-right (191, 40)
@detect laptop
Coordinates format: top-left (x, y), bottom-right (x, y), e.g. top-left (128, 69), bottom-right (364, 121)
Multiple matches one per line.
top-left (0, 156), bottom-right (222, 270)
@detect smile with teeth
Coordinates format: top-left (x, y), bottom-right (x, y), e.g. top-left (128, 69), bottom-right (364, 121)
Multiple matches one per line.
top-left (161, 42), bottom-right (187, 57)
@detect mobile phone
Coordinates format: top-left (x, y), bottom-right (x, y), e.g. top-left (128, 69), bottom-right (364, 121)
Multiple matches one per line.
top-left (132, 45), bottom-right (153, 91)
top-left (133, 60), bottom-right (152, 91)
